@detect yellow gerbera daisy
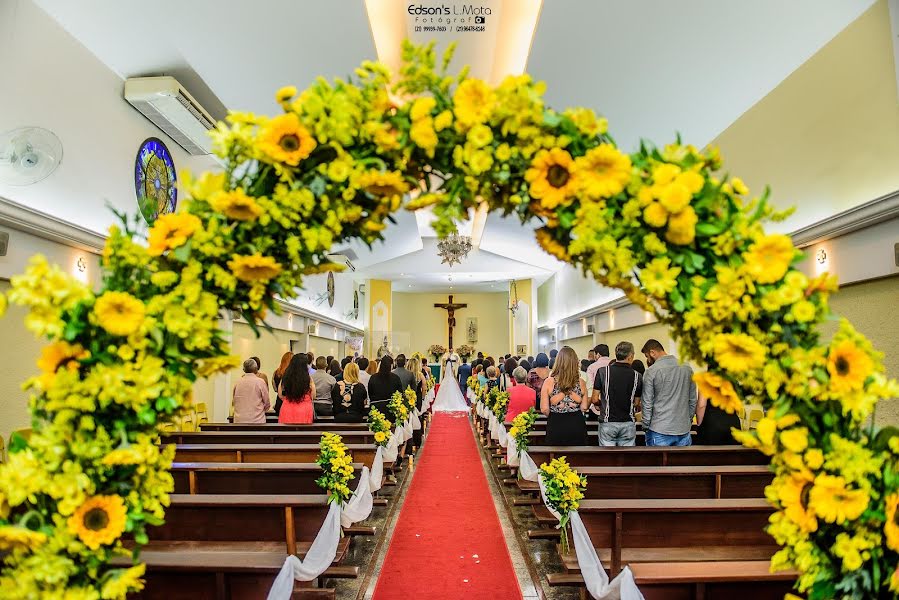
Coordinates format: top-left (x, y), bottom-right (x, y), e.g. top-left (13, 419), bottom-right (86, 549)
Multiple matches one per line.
top-left (453, 79), bottom-right (496, 128)
top-left (777, 471), bottom-right (818, 533)
top-left (665, 206), bottom-right (698, 246)
top-left (643, 201), bottom-right (668, 228)
top-left (210, 189), bottom-right (263, 221)
top-left (525, 148), bottom-right (579, 211)
top-left (37, 341), bottom-right (89, 378)
top-left (885, 494), bottom-right (899, 551)
top-left (67, 495), bottom-right (128, 550)
top-left (356, 170), bottom-right (409, 197)
top-left (743, 234), bottom-right (796, 284)
top-left (410, 119), bottom-right (438, 156)
top-left (693, 372), bottom-right (743, 414)
top-left (101, 564), bottom-right (147, 598)
top-left (807, 474), bottom-right (869, 524)
top-left (575, 144), bottom-right (631, 199)
top-left (410, 96), bottom-right (437, 122)
top-left (658, 182), bottom-right (691, 213)
top-left (712, 332), bottom-right (766, 373)
top-left (0, 524), bottom-right (47, 551)
top-left (94, 291), bottom-right (146, 337)
top-left (147, 212), bottom-right (202, 256)
top-left (826, 340), bottom-right (874, 393)
top-left (640, 256), bottom-right (681, 298)
top-left (257, 113), bottom-right (316, 166)
top-left (228, 254), bottom-right (283, 283)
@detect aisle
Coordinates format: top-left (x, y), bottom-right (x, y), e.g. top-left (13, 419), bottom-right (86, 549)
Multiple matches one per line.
top-left (372, 412), bottom-right (521, 599)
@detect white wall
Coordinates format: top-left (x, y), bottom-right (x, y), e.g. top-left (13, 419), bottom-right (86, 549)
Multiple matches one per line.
top-left (0, 0), bottom-right (219, 235)
top-left (797, 216), bottom-right (899, 285)
top-left (537, 265), bottom-right (623, 327)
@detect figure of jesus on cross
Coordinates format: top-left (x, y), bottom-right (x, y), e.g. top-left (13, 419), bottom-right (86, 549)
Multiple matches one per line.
top-left (434, 294), bottom-right (467, 350)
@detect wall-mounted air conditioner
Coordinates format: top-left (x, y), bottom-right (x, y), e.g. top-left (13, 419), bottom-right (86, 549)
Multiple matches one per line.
top-left (125, 76), bottom-right (216, 155)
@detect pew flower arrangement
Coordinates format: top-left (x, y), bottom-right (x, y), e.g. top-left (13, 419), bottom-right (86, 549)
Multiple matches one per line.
top-left (428, 344), bottom-right (446, 362)
top-left (403, 386), bottom-right (418, 413)
top-left (315, 433), bottom-right (355, 505)
top-left (466, 375), bottom-right (478, 391)
top-left (0, 38), bottom-right (896, 598)
top-left (367, 407), bottom-right (392, 447)
top-left (509, 408), bottom-right (539, 456)
top-left (487, 388), bottom-right (510, 422)
top-left (387, 391), bottom-right (409, 425)
top-left (539, 457), bottom-right (587, 554)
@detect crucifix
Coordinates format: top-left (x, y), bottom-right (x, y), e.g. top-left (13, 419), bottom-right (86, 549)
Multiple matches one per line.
top-left (434, 294), bottom-right (467, 349)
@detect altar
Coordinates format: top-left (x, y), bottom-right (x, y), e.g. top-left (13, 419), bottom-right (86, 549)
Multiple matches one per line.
top-left (428, 363), bottom-right (441, 381)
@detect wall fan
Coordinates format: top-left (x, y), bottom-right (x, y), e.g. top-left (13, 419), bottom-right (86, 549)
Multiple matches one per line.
top-left (0, 127), bottom-right (63, 186)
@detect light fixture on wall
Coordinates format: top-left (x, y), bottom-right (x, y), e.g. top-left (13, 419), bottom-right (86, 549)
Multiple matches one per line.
top-left (816, 248), bottom-right (827, 264)
top-left (814, 247), bottom-right (829, 275)
top-left (287, 313), bottom-right (294, 330)
top-left (509, 280), bottom-right (520, 317)
top-left (72, 255), bottom-right (88, 283)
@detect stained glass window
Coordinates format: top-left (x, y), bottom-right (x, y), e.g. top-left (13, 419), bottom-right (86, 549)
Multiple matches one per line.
top-left (134, 138), bottom-right (177, 224)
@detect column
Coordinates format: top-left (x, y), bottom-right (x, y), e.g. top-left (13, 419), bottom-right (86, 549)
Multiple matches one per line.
top-left (509, 279), bottom-right (536, 356)
top-left (366, 279), bottom-right (392, 357)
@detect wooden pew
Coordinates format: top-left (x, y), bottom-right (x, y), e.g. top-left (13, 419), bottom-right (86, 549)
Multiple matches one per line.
top-left (201, 422), bottom-right (370, 432)
top-left (171, 444), bottom-right (378, 469)
top-left (516, 465), bottom-right (771, 500)
top-left (516, 430), bottom-right (697, 447)
top-left (162, 430), bottom-right (376, 445)
top-left (171, 462), bottom-right (364, 495)
top-left (522, 445), bottom-right (766, 468)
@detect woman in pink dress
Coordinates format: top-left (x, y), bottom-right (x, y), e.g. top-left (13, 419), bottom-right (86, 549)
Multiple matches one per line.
top-left (506, 366), bottom-right (536, 423)
top-left (278, 354), bottom-right (315, 424)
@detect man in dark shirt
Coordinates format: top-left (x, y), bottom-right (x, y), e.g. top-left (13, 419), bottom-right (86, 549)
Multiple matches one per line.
top-left (591, 341), bottom-right (642, 446)
top-left (457, 358), bottom-right (472, 397)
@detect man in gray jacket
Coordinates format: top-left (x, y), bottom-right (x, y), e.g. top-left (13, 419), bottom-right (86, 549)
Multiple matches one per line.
top-left (392, 354), bottom-right (416, 392)
top-left (640, 339), bottom-right (696, 446)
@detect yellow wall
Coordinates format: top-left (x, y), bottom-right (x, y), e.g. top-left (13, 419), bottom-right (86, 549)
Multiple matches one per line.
top-left (367, 279), bottom-right (392, 354)
top-left (0, 280), bottom-right (43, 445)
top-left (307, 335), bottom-right (339, 360)
top-left (559, 334), bottom-right (594, 357)
top-left (391, 291), bottom-right (511, 357)
top-left (224, 322), bottom-right (302, 409)
top-left (712, 0), bottom-right (899, 231)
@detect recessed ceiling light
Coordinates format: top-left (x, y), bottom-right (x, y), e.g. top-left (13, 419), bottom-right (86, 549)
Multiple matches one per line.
top-left (400, 273), bottom-right (405, 276)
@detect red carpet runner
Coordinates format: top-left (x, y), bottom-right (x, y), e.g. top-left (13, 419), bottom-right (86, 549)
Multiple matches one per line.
top-left (372, 412), bottom-right (521, 599)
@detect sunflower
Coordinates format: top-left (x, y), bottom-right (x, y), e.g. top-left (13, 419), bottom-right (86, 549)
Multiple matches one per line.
top-left (36, 341), bottom-right (89, 381)
top-left (453, 79), bottom-right (496, 128)
top-left (0, 525), bottom-right (47, 551)
top-left (743, 234), bottom-right (796, 284)
top-left (228, 254), bottom-right (283, 283)
top-left (67, 495), bottom-right (128, 549)
top-left (147, 212), bottom-right (202, 256)
top-left (93, 291), bottom-right (146, 337)
top-left (826, 340), bottom-right (874, 393)
top-left (210, 189), bottom-right (264, 221)
top-left (525, 148), bottom-right (579, 211)
top-left (693, 372), bottom-right (742, 414)
top-left (712, 332), bottom-right (766, 373)
top-left (356, 170), bottom-right (409, 197)
top-left (777, 471), bottom-right (818, 533)
top-left (257, 113), bottom-right (316, 166)
top-left (535, 227), bottom-right (570, 261)
top-left (807, 474), bottom-right (869, 524)
top-left (640, 256), bottom-right (681, 298)
top-left (885, 494), bottom-right (899, 551)
top-left (575, 144), bottom-right (631, 199)
top-left (275, 85), bottom-right (297, 106)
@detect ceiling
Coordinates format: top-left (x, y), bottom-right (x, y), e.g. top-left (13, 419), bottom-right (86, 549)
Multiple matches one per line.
top-left (26, 0), bottom-right (877, 293)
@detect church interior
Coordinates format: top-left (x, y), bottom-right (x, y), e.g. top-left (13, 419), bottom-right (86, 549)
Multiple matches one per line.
top-left (0, 1), bottom-right (898, 598)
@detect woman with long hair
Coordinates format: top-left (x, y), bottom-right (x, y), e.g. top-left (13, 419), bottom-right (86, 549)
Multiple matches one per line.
top-left (367, 355), bottom-right (402, 418)
top-left (527, 352), bottom-right (551, 408)
top-left (329, 359), bottom-right (343, 380)
top-left (331, 362), bottom-right (367, 422)
top-left (272, 351), bottom-right (293, 415)
top-left (540, 346), bottom-right (589, 445)
top-left (407, 356), bottom-right (425, 411)
top-left (278, 354), bottom-right (315, 424)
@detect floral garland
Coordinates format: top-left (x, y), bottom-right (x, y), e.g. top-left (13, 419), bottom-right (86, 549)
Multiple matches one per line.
top-left (387, 391), bottom-right (409, 425)
top-left (539, 457), bottom-right (586, 554)
top-left (367, 407), bottom-right (392, 448)
top-left (509, 408), bottom-right (539, 456)
top-left (315, 433), bottom-right (354, 505)
top-left (0, 39), bottom-right (895, 598)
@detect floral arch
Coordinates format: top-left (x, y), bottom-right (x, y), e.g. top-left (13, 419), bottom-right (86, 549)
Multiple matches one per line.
top-left (0, 42), bottom-right (896, 599)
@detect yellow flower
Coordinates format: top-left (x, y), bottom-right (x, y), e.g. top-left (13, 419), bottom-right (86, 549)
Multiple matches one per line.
top-left (665, 206), bottom-right (697, 245)
top-left (885, 494), bottom-right (899, 551)
top-left (777, 471), bottom-right (818, 533)
top-left (676, 170), bottom-right (705, 194)
top-left (410, 119), bottom-right (438, 156)
top-left (652, 163), bottom-right (681, 185)
top-left (743, 234), bottom-right (796, 284)
top-left (496, 143), bottom-right (512, 162)
top-left (693, 372), bottom-right (743, 414)
top-left (790, 300), bottom-right (816, 323)
top-left (228, 253), bottom-right (283, 283)
top-left (453, 79), bottom-right (495, 128)
top-left (374, 431), bottom-right (387, 443)
top-left (275, 85), bottom-right (297, 105)
top-left (210, 189), bottom-right (264, 221)
top-left (36, 341), bottom-right (89, 385)
top-left (0, 292), bottom-right (6, 318)
top-left (257, 113), bottom-right (316, 166)
top-left (525, 148), bottom-right (579, 211)
top-left (643, 201), bottom-right (668, 228)
top-left (826, 340), bottom-right (873, 394)
top-left (712, 332), bottom-right (766, 373)
top-left (68, 495), bottom-right (128, 549)
top-left (147, 212), bottom-right (202, 256)
top-left (94, 291), bottom-right (146, 337)
top-left (575, 144), bottom-right (631, 199)
top-left (410, 96), bottom-right (436, 121)
top-left (807, 474), bottom-right (869, 524)
top-left (563, 107), bottom-right (607, 137)
top-left (780, 428), bottom-right (808, 453)
top-left (434, 110), bottom-right (453, 131)
top-left (102, 447), bottom-right (145, 466)
top-left (535, 227), bottom-right (570, 262)
top-left (357, 170), bottom-right (409, 197)
top-left (804, 448), bottom-right (824, 470)
top-left (640, 257), bottom-right (681, 298)
top-left (658, 182), bottom-right (691, 213)
top-left (101, 564), bottom-right (146, 599)
top-left (467, 124), bottom-right (493, 148)
top-left (731, 177), bottom-right (749, 195)
top-left (0, 525), bottom-right (47, 551)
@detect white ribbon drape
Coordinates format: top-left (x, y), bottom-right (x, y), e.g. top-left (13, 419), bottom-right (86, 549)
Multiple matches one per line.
top-left (518, 450), bottom-right (539, 482)
top-left (411, 411), bottom-right (422, 431)
top-left (369, 446), bottom-right (384, 493)
top-left (497, 424), bottom-right (509, 448)
top-left (266, 502), bottom-right (341, 599)
top-left (341, 466), bottom-right (374, 528)
top-left (403, 419), bottom-right (413, 440)
top-left (506, 441), bottom-right (520, 467)
top-left (383, 432), bottom-right (399, 463)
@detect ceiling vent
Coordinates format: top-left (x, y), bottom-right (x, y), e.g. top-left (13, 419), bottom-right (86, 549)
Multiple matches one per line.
top-left (124, 76), bottom-right (216, 155)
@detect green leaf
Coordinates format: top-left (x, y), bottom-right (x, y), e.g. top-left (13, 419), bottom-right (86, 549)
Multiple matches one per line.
top-left (695, 221), bottom-right (726, 237)
top-left (172, 241), bottom-right (192, 263)
top-left (8, 432), bottom-right (29, 453)
top-left (542, 110), bottom-right (561, 128)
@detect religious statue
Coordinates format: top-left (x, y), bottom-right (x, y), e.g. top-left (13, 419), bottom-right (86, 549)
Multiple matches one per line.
top-left (376, 335), bottom-right (391, 359)
top-left (434, 294), bottom-right (467, 349)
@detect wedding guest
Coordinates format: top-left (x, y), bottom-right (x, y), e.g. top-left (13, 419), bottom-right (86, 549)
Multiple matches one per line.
top-left (499, 357), bottom-right (517, 390)
top-left (506, 367), bottom-right (536, 423)
top-left (548, 348), bottom-right (559, 369)
top-left (527, 353), bottom-right (551, 408)
top-left (233, 358), bottom-right (271, 423)
top-left (366, 357), bottom-right (379, 378)
top-left (368, 355), bottom-right (402, 415)
top-left (541, 346), bottom-right (589, 445)
top-left (587, 349), bottom-right (596, 362)
top-left (632, 359), bottom-right (646, 375)
top-left (518, 358), bottom-right (532, 372)
top-left (485, 366), bottom-right (499, 392)
top-left (326, 355), bottom-right (334, 369)
top-left (328, 359), bottom-right (343, 381)
top-left (585, 344), bottom-right (612, 421)
top-left (272, 351), bottom-right (292, 416)
top-left (331, 363), bottom-right (367, 422)
top-left (278, 354), bottom-right (315, 424)
top-left (592, 342), bottom-right (642, 446)
top-left (250, 356), bottom-right (270, 391)
top-left (408, 356), bottom-right (425, 411)
top-left (527, 356), bottom-right (534, 364)
top-left (341, 356), bottom-right (352, 370)
top-left (476, 364), bottom-right (487, 387)
top-left (458, 357), bottom-right (472, 396)
top-left (695, 385), bottom-right (741, 445)
top-left (311, 356), bottom-right (336, 417)
top-left (392, 354), bottom-right (416, 392)
top-left (640, 339), bottom-right (696, 446)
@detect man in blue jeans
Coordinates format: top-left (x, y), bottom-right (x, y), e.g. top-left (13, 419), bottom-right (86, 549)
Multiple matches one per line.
top-left (640, 339), bottom-right (696, 446)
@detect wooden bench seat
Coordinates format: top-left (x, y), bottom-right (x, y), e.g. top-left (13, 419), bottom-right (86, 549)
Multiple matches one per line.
top-left (163, 430), bottom-right (376, 446)
top-left (523, 445), bottom-right (766, 468)
top-left (171, 462), bottom-right (365, 495)
top-left (171, 444), bottom-right (378, 468)
top-left (547, 560), bottom-right (795, 600)
top-left (516, 465), bottom-right (770, 499)
top-left (201, 422), bottom-right (370, 432)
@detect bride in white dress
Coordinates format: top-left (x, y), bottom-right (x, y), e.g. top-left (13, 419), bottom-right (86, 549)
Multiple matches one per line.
top-left (432, 351), bottom-right (469, 412)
